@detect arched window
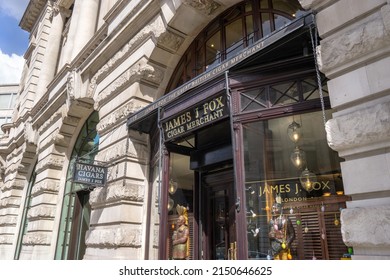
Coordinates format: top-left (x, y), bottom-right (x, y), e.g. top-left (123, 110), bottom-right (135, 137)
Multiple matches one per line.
top-left (55, 111), bottom-right (99, 259)
top-left (166, 0), bottom-right (305, 92)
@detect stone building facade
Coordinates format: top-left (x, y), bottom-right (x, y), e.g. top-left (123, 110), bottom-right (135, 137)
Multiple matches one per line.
top-left (0, 0), bottom-right (388, 260)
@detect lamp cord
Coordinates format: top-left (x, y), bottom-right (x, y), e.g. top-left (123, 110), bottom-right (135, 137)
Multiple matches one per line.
top-left (309, 18), bottom-right (327, 128)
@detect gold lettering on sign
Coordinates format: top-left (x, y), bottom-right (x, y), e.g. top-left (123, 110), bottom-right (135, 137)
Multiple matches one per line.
top-left (258, 181), bottom-right (332, 197)
top-left (163, 95), bottom-right (227, 140)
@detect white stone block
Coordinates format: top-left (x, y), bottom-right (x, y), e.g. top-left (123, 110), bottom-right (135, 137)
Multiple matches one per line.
top-left (316, 0), bottom-right (386, 37)
top-left (328, 66), bottom-right (370, 108)
top-left (341, 150), bottom-right (390, 195)
top-left (341, 206), bottom-right (390, 248)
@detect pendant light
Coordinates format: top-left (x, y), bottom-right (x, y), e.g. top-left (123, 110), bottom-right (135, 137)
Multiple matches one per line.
top-left (299, 168), bottom-right (317, 192)
top-left (290, 147), bottom-right (306, 169)
top-left (167, 197), bottom-right (174, 211)
top-left (168, 179), bottom-right (178, 194)
top-left (287, 121), bottom-right (302, 143)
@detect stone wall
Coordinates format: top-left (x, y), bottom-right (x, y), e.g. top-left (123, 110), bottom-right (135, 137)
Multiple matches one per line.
top-left (299, 0), bottom-right (390, 259)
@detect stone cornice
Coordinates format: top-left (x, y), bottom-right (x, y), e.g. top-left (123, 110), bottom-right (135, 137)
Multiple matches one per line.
top-left (20, 0), bottom-right (48, 32)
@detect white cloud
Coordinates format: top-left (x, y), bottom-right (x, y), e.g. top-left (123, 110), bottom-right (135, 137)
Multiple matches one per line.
top-left (0, 49), bottom-right (24, 84)
top-left (0, 0), bottom-right (29, 20)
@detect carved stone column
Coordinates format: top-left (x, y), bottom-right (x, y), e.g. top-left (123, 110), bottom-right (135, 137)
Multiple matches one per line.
top-left (35, 2), bottom-right (67, 99)
top-left (69, 0), bottom-right (99, 61)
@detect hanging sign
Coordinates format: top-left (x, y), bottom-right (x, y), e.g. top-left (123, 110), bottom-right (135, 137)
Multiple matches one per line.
top-left (161, 94), bottom-right (229, 141)
top-left (73, 162), bottom-right (107, 186)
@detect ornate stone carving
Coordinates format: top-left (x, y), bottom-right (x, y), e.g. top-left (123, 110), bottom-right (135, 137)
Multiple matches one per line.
top-left (96, 101), bottom-right (145, 134)
top-left (35, 155), bottom-right (65, 174)
top-left (326, 101), bottom-right (390, 153)
top-left (27, 205), bottom-right (56, 220)
top-left (87, 15), bottom-right (166, 98)
top-left (382, 4), bottom-right (390, 32)
top-left (22, 232), bottom-right (51, 245)
top-left (48, 0), bottom-right (60, 22)
top-left (66, 69), bottom-right (76, 101)
top-left (85, 227), bottom-right (142, 248)
top-left (157, 29), bottom-right (185, 53)
top-left (0, 235), bottom-right (13, 245)
top-left (94, 57), bottom-right (164, 110)
top-left (38, 105), bottom-right (65, 134)
top-left (95, 138), bottom-right (148, 163)
top-left (94, 139), bottom-right (127, 163)
top-left (0, 197), bottom-right (21, 208)
top-left (31, 180), bottom-right (60, 196)
top-left (0, 216), bottom-right (17, 226)
top-left (0, 180), bottom-right (25, 192)
top-left (48, 0), bottom-right (72, 22)
top-left (183, 0), bottom-right (221, 16)
top-left (24, 122), bottom-right (37, 146)
top-left (89, 181), bottom-right (144, 206)
top-left (320, 12), bottom-right (390, 75)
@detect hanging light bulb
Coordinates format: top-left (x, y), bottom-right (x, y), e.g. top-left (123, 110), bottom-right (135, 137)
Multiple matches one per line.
top-left (167, 197), bottom-right (174, 211)
top-left (299, 168), bottom-right (317, 192)
top-left (290, 147), bottom-right (306, 169)
top-left (287, 121), bottom-right (302, 143)
top-left (168, 179), bottom-right (178, 194)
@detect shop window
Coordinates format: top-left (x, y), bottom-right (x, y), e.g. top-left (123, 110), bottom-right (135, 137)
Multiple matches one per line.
top-left (243, 110), bottom-right (348, 259)
top-left (166, 152), bottom-right (194, 260)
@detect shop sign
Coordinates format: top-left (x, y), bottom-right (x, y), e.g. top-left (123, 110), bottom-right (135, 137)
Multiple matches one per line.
top-left (253, 177), bottom-right (337, 202)
top-left (73, 162), bottom-right (107, 186)
top-left (162, 94), bottom-right (229, 141)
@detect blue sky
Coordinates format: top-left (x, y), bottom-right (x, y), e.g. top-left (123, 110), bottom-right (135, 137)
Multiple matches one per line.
top-left (0, 0), bottom-right (29, 84)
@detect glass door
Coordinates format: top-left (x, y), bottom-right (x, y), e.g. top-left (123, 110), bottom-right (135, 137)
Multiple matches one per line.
top-left (201, 166), bottom-right (235, 260)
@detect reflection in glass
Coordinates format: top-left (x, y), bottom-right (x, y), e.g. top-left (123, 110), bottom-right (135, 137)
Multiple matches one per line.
top-left (243, 110), bottom-right (344, 259)
top-left (168, 152), bottom-right (194, 259)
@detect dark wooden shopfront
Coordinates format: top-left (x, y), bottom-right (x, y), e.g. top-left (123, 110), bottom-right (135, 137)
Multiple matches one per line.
top-left (127, 11), bottom-right (350, 260)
